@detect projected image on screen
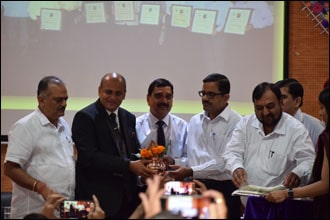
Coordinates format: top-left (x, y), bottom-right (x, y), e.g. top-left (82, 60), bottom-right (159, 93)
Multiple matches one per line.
top-left (1, 1), bottom-right (285, 135)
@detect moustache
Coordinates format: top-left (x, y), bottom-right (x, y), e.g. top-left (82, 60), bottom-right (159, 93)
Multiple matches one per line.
top-left (58, 106), bottom-right (66, 111)
top-left (157, 103), bottom-right (169, 108)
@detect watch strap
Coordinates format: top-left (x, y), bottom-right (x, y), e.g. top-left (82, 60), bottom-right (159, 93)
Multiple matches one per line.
top-left (288, 188), bottom-right (294, 199)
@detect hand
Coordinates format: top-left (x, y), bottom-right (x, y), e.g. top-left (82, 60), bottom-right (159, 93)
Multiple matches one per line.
top-left (162, 155), bottom-right (175, 166)
top-left (40, 186), bottom-right (57, 201)
top-left (202, 189), bottom-right (227, 219)
top-left (41, 193), bottom-right (66, 219)
top-left (167, 165), bottom-right (192, 180)
top-left (139, 175), bottom-right (164, 219)
top-left (130, 160), bottom-right (158, 179)
top-left (87, 194), bottom-right (105, 219)
top-left (264, 189), bottom-right (288, 203)
top-left (159, 172), bottom-right (175, 188)
top-left (193, 179), bottom-right (208, 194)
top-left (232, 168), bottom-right (248, 188)
top-left (283, 172), bottom-right (300, 188)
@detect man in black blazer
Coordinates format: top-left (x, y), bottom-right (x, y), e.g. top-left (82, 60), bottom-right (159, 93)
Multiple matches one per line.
top-left (72, 73), bottom-right (156, 219)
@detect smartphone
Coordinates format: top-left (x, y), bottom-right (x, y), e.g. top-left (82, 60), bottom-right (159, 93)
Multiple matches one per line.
top-left (164, 181), bottom-right (195, 195)
top-left (60, 200), bottom-right (93, 219)
top-left (162, 195), bottom-right (211, 219)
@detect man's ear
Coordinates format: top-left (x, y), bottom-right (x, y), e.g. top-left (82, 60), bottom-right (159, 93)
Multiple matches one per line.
top-left (295, 96), bottom-right (302, 108)
top-left (279, 97), bottom-right (283, 106)
top-left (223, 93), bottom-right (230, 102)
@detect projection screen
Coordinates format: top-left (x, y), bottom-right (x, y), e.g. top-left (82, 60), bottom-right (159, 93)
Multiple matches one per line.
top-left (1, 1), bottom-right (286, 137)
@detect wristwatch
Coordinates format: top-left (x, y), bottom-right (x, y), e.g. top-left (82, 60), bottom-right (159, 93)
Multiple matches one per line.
top-left (288, 188), bottom-right (294, 199)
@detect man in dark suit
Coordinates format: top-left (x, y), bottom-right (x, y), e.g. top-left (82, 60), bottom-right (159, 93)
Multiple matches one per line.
top-left (72, 72), bottom-right (156, 219)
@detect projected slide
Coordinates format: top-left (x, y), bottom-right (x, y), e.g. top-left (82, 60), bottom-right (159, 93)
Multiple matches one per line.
top-left (1, 1), bottom-right (285, 135)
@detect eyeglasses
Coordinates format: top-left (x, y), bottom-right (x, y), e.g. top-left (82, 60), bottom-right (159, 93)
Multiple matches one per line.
top-left (198, 90), bottom-right (223, 99)
top-left (153, 93), bottom-right (173, 100)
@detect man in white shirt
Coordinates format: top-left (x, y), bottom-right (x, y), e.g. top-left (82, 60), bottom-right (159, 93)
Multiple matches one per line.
top-left (275, 78), bottom-right (324, 150)
top-left (4, 76), bottom-right (75, 219)
top-left (168, 73), bottom-right (242, 219)
top-left (224, 82), bottom-right (315, 191)
top-left (136, 78), bottom-right (187, 166)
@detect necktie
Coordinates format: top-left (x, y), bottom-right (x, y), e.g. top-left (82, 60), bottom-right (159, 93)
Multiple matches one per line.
top-left (157, 120), bottom-right (166, 146)
top-left (109, 113), bottom-right (127, 157)
top-left (109, 113), bottom-right (119, 130)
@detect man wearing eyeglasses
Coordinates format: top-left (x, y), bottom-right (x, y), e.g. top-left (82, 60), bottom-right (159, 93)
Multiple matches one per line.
top-left (136, 78), bottom-right (188, 167)
top-left (167, 73), bottom-right (243, 219)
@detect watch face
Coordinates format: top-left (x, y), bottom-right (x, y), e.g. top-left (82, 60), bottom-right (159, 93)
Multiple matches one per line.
top-left (288, 189), bottom-right (294, 199)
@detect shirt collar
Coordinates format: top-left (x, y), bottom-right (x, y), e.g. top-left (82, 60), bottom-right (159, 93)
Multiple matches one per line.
top-left (148, 113), bottom-right (170, 127)
top-left (294, 108), bottom-right (303, 122)
top-left (106, 108), bottom-right (119, 116)
top-left (201, 105), bottom-right (231, 122)
top-left (251, 112), bottom-right (287, 136)
top-left (36, 108), bottom-right (65, 131)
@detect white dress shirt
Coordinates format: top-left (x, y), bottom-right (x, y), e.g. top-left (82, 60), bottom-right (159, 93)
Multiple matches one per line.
top-left (5, 109), bottom-right (75, 219)
top-left (294, 108), bottom-right (324, 149)
top-left (187, 106), bottom-right (242, 181)
top-left (136, 112), bottom-right (187, 165)
top-left (224, 112), bottom-right (316, 187)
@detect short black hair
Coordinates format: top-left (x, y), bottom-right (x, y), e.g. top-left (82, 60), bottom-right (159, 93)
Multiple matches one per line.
top-left (275, 78), bottom-right (304, 107)
top-left (37, 76), bottom-right (64, 96)
top-left (147, 78), bottom-right (174, 96)
top-left (252, 82), bottom-right (282, 102)
top-left (203, 73), bottom-right (230, 94)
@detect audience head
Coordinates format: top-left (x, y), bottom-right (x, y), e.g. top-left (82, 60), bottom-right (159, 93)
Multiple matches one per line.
top-left (37, 76), bottom-right (68, 125)
top-left (199, 73), bottom-right (230, 119)
top-left (147, 78), bottom-right (174, 120)
top-left (318, 87), bottom-right (329, 131)
top-left (98, 72), bottom-right (126, 112)
top-left (23, 213), bottom-right (49, 219)
top-left (275, 78), bottom-right (304, 116)
top-left (252, 82), bottom-right (282, 128)
top-left (150, 210), bottom-right (185, 219)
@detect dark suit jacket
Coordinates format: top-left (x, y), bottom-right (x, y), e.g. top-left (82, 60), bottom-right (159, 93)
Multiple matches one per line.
top-left (72, 99), bottom-right (141, 218)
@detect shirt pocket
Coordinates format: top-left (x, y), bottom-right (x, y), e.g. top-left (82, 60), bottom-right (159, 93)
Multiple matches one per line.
top-left (262, 148), bottom-right (288, 176)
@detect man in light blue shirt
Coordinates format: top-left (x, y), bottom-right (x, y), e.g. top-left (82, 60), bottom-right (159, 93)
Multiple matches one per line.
top-left (275, 78), bottom-right (324, 150)
top-left (136, 78), bottom-right (187, 166)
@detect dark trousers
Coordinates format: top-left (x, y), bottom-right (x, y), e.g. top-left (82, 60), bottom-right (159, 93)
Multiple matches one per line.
top-left (198, 179), bottom-right (242, 219)
top-left (108, 186), bottom-right (141, 219)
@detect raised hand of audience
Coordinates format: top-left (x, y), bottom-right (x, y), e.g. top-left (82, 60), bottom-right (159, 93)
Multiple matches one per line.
top-left (40, 193), bottom-right (66, 219)
top-left (87, 194), bottom-right (105, 219)
top-left (202, 190), bottom-right (228, 219)
top-left (139, 175), bottom-right (164, 218)
top-left (193, 179), bottom-right (208, 194)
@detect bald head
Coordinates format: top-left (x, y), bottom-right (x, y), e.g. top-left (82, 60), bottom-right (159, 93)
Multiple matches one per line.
top-left (100, 72), bottom-right (126, 91)
top-left (98, 72), bottom-right (127, 112)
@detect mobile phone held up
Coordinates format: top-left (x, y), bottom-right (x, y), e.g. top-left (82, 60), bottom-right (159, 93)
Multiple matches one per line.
top-left (163, 195), bottom-right (212, 219)
top-left (164, 181), bottom-right (196, 195)
top-left (60, 200), bottom-right (93, 219)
